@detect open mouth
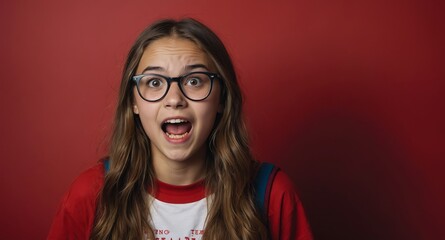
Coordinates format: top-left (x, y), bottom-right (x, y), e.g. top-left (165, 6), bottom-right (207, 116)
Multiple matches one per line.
top-left (162, 119), bottom-right (192, 139)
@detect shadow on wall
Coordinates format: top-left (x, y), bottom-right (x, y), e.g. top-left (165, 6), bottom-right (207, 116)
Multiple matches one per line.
top-left (287, 104), bottom-right (422, 240)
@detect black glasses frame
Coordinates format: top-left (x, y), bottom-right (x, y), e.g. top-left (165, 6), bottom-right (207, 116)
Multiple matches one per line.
top-left (132, 71), bottom-right (221, 102)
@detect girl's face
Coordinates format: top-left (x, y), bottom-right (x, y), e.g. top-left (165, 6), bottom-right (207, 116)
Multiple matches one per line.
top-left (133, 37), bottom-right (222, 167)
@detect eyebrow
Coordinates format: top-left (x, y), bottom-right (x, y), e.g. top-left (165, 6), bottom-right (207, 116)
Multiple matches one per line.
top-left (185, 64), bottom-right (209, 71)
top-left (141, 66), bottom-right (164, 73)
top-left (141, 64), bottom-right (210, 74)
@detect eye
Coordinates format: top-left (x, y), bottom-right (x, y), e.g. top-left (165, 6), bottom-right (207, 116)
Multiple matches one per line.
top-left (188, 78), bottom-right (201, 86)
top-left (146, 78), bottom-right (164, 88)
top-left (184, 76), bottom-right (203, 87)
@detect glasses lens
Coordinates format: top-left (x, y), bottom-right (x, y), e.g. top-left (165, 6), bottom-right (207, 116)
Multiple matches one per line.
top-left (137, 75), bottom-right (168, 101)
top-left (180, 73), bottom-right (212, 100)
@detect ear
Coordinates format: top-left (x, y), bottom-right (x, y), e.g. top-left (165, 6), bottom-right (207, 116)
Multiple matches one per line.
top-left (133, 105), bottom-right (140, 114)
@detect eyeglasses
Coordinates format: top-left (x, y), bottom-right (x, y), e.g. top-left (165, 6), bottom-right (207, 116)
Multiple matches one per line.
top-left (132, 72), bottom-right (221, 102)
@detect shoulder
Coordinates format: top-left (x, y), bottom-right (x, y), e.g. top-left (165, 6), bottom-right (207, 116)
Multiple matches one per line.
top-left (267, 169), bottom-right (313, 240)
top-left (63, 163), bottom-right (105, 207)
top-left (268, 170), bottom-right (303, 215)
top-left (48, 163), bottom-right (105, 239)
top-left (270, 170), bottom-right (299, 198)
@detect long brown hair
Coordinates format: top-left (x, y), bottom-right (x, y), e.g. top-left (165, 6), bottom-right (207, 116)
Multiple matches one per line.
top-left (91, 18), bottom-right (268, 240)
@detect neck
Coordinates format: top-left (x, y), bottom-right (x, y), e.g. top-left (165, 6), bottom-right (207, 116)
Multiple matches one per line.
top-left (152, 149), bottom-right (207, 186)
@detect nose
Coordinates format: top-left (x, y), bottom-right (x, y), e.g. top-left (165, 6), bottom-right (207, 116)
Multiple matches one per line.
top-left (163, 83), bottom-right (187, 109)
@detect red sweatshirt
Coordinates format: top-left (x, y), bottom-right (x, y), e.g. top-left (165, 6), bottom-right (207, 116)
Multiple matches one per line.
top-left (48, 163), bottom-right (313, 240)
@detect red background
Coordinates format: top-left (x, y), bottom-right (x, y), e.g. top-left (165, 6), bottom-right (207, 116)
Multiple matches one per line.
top-left (1, 0), bottom-right (444, 239)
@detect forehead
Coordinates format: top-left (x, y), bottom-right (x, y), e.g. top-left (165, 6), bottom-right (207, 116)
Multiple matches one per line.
top-left (136, 37), bottom-right (213, 74)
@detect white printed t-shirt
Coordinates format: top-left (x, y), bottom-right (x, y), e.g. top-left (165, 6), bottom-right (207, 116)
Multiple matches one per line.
top-left (150, 179), bottom-right (208, 240)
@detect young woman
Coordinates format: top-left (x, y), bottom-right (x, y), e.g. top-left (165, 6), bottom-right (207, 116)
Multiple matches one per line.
top-left (48, 18), bottom-right (313, 240)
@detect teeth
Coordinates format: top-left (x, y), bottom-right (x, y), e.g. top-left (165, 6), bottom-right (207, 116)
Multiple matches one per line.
top-left (162, 119), bottom-right (190, 139)
top-left (164, 119), bottom-right (188, 124)
top-left (166, 132), bottom-right (189, 139)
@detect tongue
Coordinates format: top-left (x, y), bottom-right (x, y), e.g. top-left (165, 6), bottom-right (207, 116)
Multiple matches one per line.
top-left (165, 122), bottom-right (192, 135)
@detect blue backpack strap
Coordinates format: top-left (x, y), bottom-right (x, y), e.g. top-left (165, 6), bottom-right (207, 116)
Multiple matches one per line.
top-left (254, 162), bottom-right (279, 219)
top-left (104, 158), bottom-right (110, 173)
